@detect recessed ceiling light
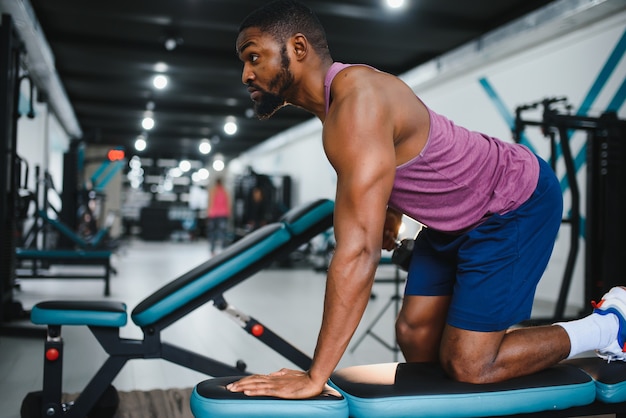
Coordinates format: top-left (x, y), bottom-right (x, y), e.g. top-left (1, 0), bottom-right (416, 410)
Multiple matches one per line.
top-left (386, 0), bottom-right (405, 10)
top-left (142, 117), bottom-right (155, 130)
top-left (223, 119), bottom-right (237, 135)
top-left (164, 37), bottom-right (178, 51)
top-left (154, 62), bottom-right (168, 72)
top-left (199, 140), bottom-right (212, 155)
top-left (153, 74), bottom-right (168, 89)
top-left (135, 137), bottom-right (147, 151)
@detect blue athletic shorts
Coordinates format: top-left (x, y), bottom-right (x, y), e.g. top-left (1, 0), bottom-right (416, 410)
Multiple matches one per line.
top-left (404, 156), bottom-right (563, 332)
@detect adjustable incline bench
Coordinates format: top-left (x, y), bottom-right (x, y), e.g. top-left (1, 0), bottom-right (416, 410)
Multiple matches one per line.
top-left (21, 199), bottom-right (334, 417)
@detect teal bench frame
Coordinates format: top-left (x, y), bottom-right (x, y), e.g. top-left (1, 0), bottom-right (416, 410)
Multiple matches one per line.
top-left (22, 199), bottom-right (334, 418)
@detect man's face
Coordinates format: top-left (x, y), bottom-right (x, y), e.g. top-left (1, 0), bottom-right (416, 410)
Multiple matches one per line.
top-left (236, 28), bottom-right (295, 119)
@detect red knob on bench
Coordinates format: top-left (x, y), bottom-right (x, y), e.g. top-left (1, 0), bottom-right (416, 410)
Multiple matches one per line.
top-left (251, 324), bottom-right (264, 337)
top-left (46, 348), bottom-right (59, 362)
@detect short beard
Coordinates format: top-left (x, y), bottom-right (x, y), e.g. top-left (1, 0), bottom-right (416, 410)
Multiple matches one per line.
top-left (253, 46), bottom-right (294, 120)
top-left (254, 92), bottom-right (286, 120)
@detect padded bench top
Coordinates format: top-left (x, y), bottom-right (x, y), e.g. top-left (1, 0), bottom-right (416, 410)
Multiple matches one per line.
top-left (329, 362), bottom-right (596, 418)
top-left (16, 248), bottom-right (112, 258)
top-left (31, 301), bottom-right (127, 327)
top-left (131, 199), bottom-right (334, 328)
top-left (191, 376), bottom-right (348, 418)
top-left (131, 223), bottom-right (292, 327)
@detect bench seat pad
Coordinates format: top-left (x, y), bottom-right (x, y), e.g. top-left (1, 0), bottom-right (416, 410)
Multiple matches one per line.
top-left (190, 376), bottom-right (348, 417)
top-left (30, 301), bottom-right (127, 327)
top-left (16, 249), bottom-right (112, 259)
top-left (329, 362), bottom-right (596, 418)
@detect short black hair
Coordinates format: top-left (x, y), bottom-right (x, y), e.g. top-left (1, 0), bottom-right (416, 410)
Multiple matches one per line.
top-left (239, 0), bottom-right (329, 55)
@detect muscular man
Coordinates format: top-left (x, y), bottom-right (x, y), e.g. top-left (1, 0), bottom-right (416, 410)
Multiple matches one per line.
top-left (227, 0), bottom-right (625, 399)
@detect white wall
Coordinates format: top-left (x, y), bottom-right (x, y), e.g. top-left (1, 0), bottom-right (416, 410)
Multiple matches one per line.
top-left (232, 6), bottom-right (626, 310)
top-left (16, 81), bottom-right (69, 209)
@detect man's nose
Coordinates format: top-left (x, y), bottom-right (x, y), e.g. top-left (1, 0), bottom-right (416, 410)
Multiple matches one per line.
top-left (242, 65), bottom-right (254, 85)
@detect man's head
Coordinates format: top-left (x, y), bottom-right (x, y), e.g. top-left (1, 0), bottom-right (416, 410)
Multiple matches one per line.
top-left (238, 0), bottom-right (328, 54)
top-left (237, 0), bottom-right (330, 119)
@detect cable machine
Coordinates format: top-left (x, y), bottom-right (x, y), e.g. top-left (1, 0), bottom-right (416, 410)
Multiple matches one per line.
top-left (514, 97), bottom-right (626, 322)
top-left (0, 14), bottom-right (34, 334)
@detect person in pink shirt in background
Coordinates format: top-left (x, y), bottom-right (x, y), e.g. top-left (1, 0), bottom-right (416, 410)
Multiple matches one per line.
top-left (206, 177), bottom-right (231, 255)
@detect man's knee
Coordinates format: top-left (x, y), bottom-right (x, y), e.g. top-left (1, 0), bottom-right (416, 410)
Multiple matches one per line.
top-left (440, 351), bottom-right (494, 384)
top-left (395, 313), bottom-right (434, 346)
top-left (395, 315), bottom-right (413, 345)
top-left (395, 314), bottom-right (446, 362)
top-left (439, 327), bottom-right (507, 384)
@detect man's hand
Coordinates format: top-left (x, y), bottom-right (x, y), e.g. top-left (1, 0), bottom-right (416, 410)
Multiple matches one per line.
top-left (226, 368), bottom-right (326, 399)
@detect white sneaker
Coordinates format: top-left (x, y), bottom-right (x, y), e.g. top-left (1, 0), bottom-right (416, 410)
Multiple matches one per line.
top-left (593, 286), bottom-right (626, 362)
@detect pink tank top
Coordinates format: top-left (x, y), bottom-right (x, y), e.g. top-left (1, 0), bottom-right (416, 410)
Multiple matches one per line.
top-left (324, 62), bottom-right (539, 233)
top-left (208, 185), bottom-right (230, 218)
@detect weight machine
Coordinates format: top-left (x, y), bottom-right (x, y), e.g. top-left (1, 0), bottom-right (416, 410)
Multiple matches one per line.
top-left (514, 97), bottom-right (626, 321)
top-left (0, 14), bottom-right (40, 336)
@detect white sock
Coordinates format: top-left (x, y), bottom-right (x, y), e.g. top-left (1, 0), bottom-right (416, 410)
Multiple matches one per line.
top-left (555, 313), bottom-right (619, 359)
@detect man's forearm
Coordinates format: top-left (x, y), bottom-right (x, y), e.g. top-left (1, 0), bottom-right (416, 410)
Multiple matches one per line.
top-left (308, 256), bottom-right (378, 383)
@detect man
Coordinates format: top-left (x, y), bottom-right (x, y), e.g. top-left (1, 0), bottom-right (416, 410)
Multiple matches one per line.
top-left (227, 0), bottom-right (625, 399)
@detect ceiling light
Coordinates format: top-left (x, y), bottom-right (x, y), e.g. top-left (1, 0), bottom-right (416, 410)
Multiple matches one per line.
top-left (153, 74), bottom-right (168, 89)
top-left (179, 160), bottom-right (191, 172)
top-left (154, 62), bottom-right (168, 72)
top-left (142, 117), bottom-right (155, 130)
top-left (212, 159), bottom-right (225, 172)
top-left (163, 179), bottom-right (174, 192)
top-left (386, 0), bottom-right (406, 9)
top-left (129, 156), bottom-right (142, 169)
top-left (163, 31), bottom-right (183, 51)
top-left (135, 136), bottom-right (147, 151)
top-left (199, 140), bottom-right (212, 155)
top-left (169, 167), bottom-right (183, 178)
top-left (197, 168), bottom-right (210, 180)
top-left (223, 118), bottom-right (237, 135)
top-left (164, 37), bottom-right (178, 51)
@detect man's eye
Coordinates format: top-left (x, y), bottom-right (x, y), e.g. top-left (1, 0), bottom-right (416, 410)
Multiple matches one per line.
top-left (250, 55), bottom-right (259, 62)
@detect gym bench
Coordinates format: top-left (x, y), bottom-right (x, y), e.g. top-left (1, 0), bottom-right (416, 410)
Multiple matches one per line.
top-left (191, 357), bottom-right (626, 418)
top-left (21, 199), bottom-right (334, 418)
top-left (15, 248), bottom-right (113, 296)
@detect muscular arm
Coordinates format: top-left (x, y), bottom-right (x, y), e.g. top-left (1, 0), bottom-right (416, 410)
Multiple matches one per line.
top-left (228, 67), bottom-right (397, 398)
top-left (308, 85), bottom-right (396, 385)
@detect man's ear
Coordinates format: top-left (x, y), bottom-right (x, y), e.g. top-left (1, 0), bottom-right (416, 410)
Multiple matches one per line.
top-left (292, 33), bottom-right (308, 61)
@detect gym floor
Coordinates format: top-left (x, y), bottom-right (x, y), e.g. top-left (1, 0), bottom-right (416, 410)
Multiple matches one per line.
top-left (0, 238), bottom-right (584, 418)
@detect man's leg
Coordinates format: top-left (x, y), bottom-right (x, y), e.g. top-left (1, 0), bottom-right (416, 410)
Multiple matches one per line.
top-left (439, 286), bottom-right (625, 384)
top-left (207, 218), bottom-right (216, 253)
top-left (439, 324), bottom-right (570, 384)
top-left (396, 294), bottom-right (451, 362)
